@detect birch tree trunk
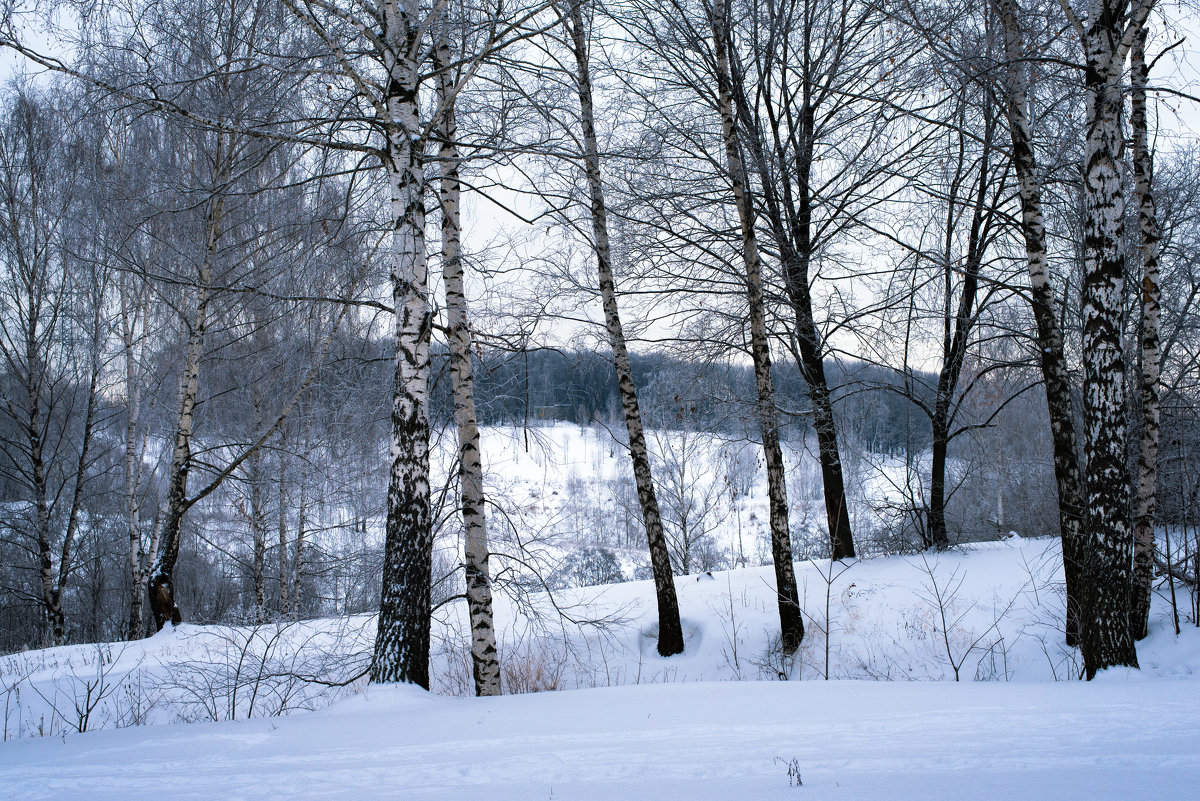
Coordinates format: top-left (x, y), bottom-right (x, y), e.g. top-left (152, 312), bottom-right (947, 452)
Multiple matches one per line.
top-left (371, 0), bottom-right (435, 685)
top-left (149, 189), bottom-right (217, 631)
top-left (437, 33), bottom-right (502, 695)
top-left (711, 6), bottom-right (803, 654)
top-left (148, 119), bottom-right (231, 632)
top-left (278, 435), bottom-right (290, 616)
top-left (565, 0), bottom-right (684, 656)
top-left (994, 0), bottom-right (1087, 645)
top-left (292, 468), bottom-right (308, 615)
top-left (1130, 24), bottom-right (1161, 641)
top-left (120, 278), bottom-right (152, 639)
top-left (246, 313), bottom-right (272, 623)
top-left (248, 439), bottom-right (268, 622)
top-left (1073, 0), bottom-right (1153, 676)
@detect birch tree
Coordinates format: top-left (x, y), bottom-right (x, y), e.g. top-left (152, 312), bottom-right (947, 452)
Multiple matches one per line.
top-left (1055, 0), bottom-right (1155, 675)
top-left (34, 0), bottom-right (366, 632)
top-left (435, 22), bottom-right (502, 695)
top-left (709, 0), bottom-right (802, 651)
top-left (557, 0), bottom-right (685, 655)
top-left (276, 0), bottom-right (547, 683)
top-left (0, 84), bottom-right (108, 645)
top-left (992, 0), bottom-right (1088, 645)
top-left (1129, 23), bottom-right (1161, 642)
top-left (110, 158), bottom-right (170, 638)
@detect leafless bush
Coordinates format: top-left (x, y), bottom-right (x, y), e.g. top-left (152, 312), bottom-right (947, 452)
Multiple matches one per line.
top-left (750, 633), bottom-right (794, 681)
top-left (110, 668), bottom-right (161, 728)
top-left (160, 619), bottom-right (370, 722)
top-left (710, 579), bottom-right (749, 679)
top-left (1, 655), bottom-right (35, 740)
top-left (429, 614), bottom-right (474, 697)
top-left (500, 637), bottom-right (568, 694)
top-left (799, 557), bottom-right (856, 679)
top-left (974, 638), bottom-right (1014, 681)
top-left (914, 554), bottom-right (1021, 681)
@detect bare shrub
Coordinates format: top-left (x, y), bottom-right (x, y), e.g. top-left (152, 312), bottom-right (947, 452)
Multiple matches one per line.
top-left (160, 619), bottom-right (370, 722)
top-left (914, 554), bottom-right (1021, 681)
top-left (500, 638), bottom-right (568, 694)
top-left (751, 633), bottom-right (794, 681)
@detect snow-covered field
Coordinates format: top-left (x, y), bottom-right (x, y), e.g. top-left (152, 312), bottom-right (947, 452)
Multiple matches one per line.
top-left (2, 536), bottom-right (1196, 799)
top-left (4, 676), bottom-right (1196, 800)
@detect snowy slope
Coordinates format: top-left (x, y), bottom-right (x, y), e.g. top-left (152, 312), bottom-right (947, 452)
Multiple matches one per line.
top-left (2, 537), bottom-right (1198, 799)
top-left (448, 423), bottom-right (932, 573)
top-left (3, 538), bottom-right (1195, 737)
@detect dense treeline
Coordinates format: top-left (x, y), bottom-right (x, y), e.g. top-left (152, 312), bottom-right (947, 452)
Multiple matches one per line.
top-left (434, 348), bottom-right (932, 452)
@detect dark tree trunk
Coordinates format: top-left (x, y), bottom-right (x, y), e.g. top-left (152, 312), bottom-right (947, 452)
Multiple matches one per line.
top-left (565, 0), bottom-right (684, 656)
top-left (928, 110), bottom-right (994, 551)
top-left (724, 33), bottom-right (855, 561)
top-left (928, 418), bottom-right (951, 550)
top-left (711, 5), bottom-right (803, 654)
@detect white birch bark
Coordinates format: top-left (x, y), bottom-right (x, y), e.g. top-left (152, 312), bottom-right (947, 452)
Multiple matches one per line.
top-left (371, 0), bottom-right (435, 686)
top-left (1070, 0), bottom-right (1154, 676)
top-left (248, 439), bottom-right (268, 622)
top-left (278, 434), bottom-right (290, 617)
top-left (120, 276), bottom-right (152, 638)
top-left (994, 0), bottom-right (1088, 645)
top-left (436, 32), bottom-right (502, 695)
top-left (150, 168), bottom-right (218, 629)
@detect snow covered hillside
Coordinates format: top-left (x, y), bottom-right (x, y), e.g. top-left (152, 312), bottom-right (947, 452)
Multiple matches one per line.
top-left (443, 422), bottom-right (968, 586)
top-left (2, 537), bottom-right (1197, 799)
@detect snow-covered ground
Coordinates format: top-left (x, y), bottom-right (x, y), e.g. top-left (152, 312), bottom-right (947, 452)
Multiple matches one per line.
top-left (3, 676), bottom-right (1195, 800)
top-left (1, 537), bottom-right (1196, 799)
